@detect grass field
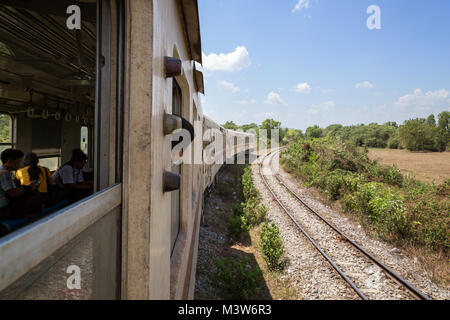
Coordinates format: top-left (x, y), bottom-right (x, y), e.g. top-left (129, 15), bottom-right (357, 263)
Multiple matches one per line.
top-left (367, 148), bottom-right (450, 184)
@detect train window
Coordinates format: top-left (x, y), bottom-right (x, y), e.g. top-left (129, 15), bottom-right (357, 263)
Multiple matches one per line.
top-left (81, 126), bottom-right (89, 156)
top-left (191, 104), bottom-right (199, 203)
top-left (0, 0), bottom-right (123, 299)
top-left (38, 156), bottom-right (60, 172)
top-left (171, 79), bottom-right (182, 254)
top-left (0, 114), bottom-right (13, 153)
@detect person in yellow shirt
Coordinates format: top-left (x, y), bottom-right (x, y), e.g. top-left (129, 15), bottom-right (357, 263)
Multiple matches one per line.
top-left (16, 153), bottom-right (52, 204)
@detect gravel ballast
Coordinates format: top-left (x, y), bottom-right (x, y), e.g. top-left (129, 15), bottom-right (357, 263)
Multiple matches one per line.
top-left (254, 152), bottom-right (449, 300)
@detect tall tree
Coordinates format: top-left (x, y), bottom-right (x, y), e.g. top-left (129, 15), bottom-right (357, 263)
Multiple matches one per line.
top-left (260, 119), bottom-right (281, 141)
top-left (426, 114), bottom-right (436, 127)
top-left (305, 125), bottom-right (324, 139)
top-left (398, 119), bottom-right (440, 151)
top-left (438, 111), bottom-right (450, 133)
top-left (223, 121), bottom-right (238, 131)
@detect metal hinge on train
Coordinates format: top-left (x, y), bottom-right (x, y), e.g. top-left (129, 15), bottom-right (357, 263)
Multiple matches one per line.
top-left (163, 112), bottom-right (195, 146)
top-left (163, 171), bottom-right (181, 193)
top-left (162, 112), bottom-right (195, 193)
top-left (165, 56), bottom-right (182, 78)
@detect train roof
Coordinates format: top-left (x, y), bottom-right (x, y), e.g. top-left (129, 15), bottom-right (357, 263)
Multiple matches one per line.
top-left (179, 0), bottom-right (202, 64)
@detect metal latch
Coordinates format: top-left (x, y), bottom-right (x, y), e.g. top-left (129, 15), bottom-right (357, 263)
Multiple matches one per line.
top-left (163, 171), bottom-right (181, 193)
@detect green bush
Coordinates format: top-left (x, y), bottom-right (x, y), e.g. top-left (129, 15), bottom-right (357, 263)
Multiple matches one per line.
top-left (260, 222), bottom-right (285, 271)
top-left (227, 215), bottom-right (250, 239)
top-left (281, 137), bottom-right (449, 252)
top-left (367, 164), bottom-right (404, 187)
top-left (405, 190), bottom-right (449, 249)
top-left (215, 257), bottom-right (261, 300)
top-left (367, 187), bottom-right (407, 237)
top-left (242, 166), bottom-right (259, 200)
top-left (344, 182), bottom-right (408, 238)
top-left (242, 199), bottom-right (267, 227)
top-left (341, 172), bottom-right (367, 194)
top-left (324, 170), bottom-right (347, 200)
top-left (257, 205), bottom-right (268, 223)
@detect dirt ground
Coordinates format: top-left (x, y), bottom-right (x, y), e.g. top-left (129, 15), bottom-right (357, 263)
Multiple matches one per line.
top-left (194, 165), bottom-right (300, 300)
top-left (367, 148), bottom-right (450, 184)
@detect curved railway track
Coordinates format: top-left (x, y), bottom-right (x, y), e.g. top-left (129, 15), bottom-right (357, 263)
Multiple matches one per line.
top-left (258, 150), bottom-right (431, 300)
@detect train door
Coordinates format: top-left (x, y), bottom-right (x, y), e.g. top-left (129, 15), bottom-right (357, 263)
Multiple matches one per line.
top-left (171, 80), bottom-right (182, 254)
top-left (0, 0), bottom-right (124, 300)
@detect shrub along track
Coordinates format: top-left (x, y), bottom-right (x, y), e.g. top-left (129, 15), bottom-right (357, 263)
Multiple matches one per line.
top-left (259, 150), bottom-right (432, 300)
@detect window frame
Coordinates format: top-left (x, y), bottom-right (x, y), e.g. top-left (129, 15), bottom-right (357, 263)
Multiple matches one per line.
top-left (0, 113), bottom-right (14, 151)
top-left (0, 0), bottom-right (125, 299)
top-left (170, 79), bottom-right (183, 255)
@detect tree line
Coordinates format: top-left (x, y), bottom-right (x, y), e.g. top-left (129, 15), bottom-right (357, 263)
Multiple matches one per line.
top-left (304, 111), bottom-right (449, 152)
top-left (223, 119), bottom-right (302, 145)
top-left (223, 111), bottom-right (450, 152)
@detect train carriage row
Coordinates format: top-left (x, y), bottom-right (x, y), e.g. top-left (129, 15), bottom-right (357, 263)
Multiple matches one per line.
top-left (0, 0), bottom-right (253, 300)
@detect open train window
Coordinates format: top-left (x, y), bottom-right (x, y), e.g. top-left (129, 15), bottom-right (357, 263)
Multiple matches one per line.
top-left (0, 1), bottom-right (98, 218)
top-left (171, 79), bottom-right (182, 254)
top-left (38, 156), bottom-right (60, 172)
top-left (0, 0), bottom-right (125, 215)
top-left (81, 126), bottom-right (89, 157)
top-left (0, 114), bottom-right (13, 153)
top-left (0, 0), bottom-right (123, 299)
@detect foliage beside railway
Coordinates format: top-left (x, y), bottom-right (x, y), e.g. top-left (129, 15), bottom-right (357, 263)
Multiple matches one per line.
top-left (212, 166), bottom-right (287, 300)
top-left (215, 256), bottom-right (262, 300)
top-left (281, 137), bottom-right (450, 252)
top-left (302, 111), bottom-right (450, 152)
top-left (216, 164), bottom-right (289, 299)
top-left (228, 166), bottom-right (268, 240)
top-left (260, 222), bottom-right (286, 271)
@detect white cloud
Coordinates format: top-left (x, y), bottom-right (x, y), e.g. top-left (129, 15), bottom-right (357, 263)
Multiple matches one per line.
top-left (292, 0), bottom-right (311, 13)
top-left (202, 46), bottom-right (251, 72)
top-left (355, 81), bottom-right (374, 89)
top-left (307, 100), bottom-right (335, 115)
top-left (237, 99), bottom-right (257, 105)
top-left (394, 88), bottom-right (450, 112)
top-left (296, 82), bottom-right (311, 93)
top-left (218, 80), bottom-right (240, 93)
top-left (265, 92), bottom-right (287, 106)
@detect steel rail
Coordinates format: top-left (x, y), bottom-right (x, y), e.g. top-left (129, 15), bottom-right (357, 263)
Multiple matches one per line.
top-left (269, 149), bottom-right (432, 301)
top-left (258, 152), bottom-right (369, 300)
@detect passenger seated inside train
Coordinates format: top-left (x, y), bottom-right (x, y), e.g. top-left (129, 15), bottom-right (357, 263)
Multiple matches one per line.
top-left (53, 149), bottom-right (94, 204)
top-left (0, 149), bottom-right (43, 221)
top-left (16, 153), bottom-right (55, 206)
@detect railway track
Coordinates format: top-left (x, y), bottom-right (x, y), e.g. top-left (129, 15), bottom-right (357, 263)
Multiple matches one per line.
top-left (258, 150), bottom-right (431, 300)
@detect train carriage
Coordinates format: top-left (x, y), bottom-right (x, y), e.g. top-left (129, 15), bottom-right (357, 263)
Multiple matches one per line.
top-left (0, 0), bottom-right (253, 300)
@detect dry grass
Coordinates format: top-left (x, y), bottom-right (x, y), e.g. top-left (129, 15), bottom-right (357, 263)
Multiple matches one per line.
top-left (403, 246), bottom-right (450, 286)
top-left (367, 148), bottom-right (450, 184)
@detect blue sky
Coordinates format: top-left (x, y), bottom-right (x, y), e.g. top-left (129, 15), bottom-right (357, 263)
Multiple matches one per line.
top-left (197, 0), bottom-right (450, 131)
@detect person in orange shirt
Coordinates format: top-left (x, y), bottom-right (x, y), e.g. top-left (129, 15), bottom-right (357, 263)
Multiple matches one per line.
top-left (16, 153), bottom-right (52, 204)
top-left (0, 149), bottom-right (42, 220)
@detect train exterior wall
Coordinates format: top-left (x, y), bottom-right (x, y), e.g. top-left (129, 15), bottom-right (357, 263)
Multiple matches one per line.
top-left (0, 0), bottom-right (255, 301)
top-left (123, 0), bottom-right (205, 300)
top-left (122, 0), bottom-right (154, 300)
